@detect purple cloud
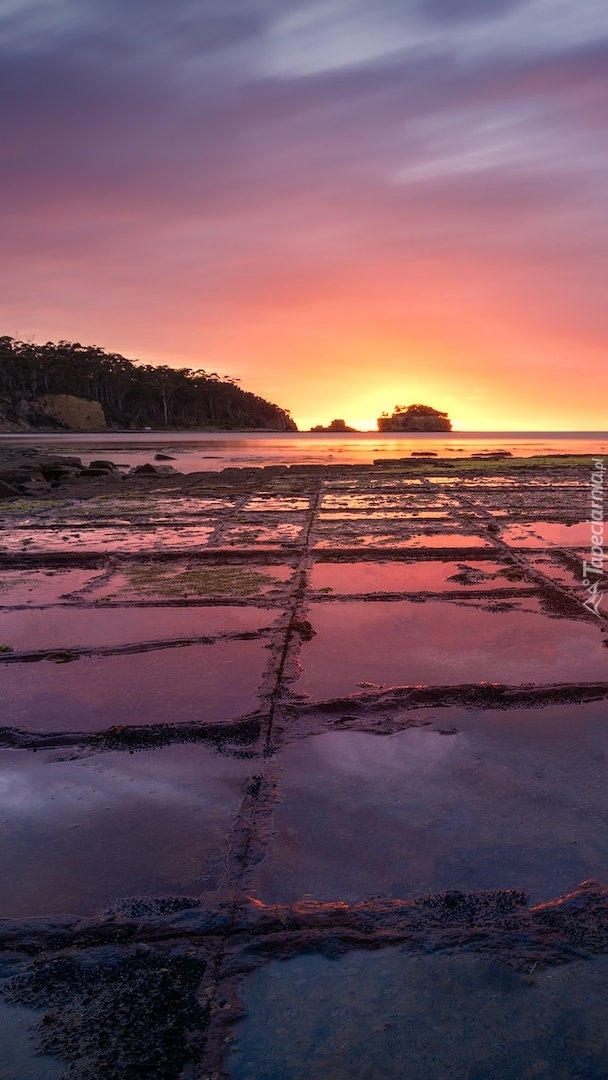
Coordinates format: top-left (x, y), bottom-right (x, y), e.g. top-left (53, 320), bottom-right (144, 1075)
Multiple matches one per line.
top-left (1, 0), bottom-right (607, 394)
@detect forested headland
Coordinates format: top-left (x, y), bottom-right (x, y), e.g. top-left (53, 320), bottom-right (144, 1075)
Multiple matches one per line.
top-left (377, 405), bottom-right (452, 432)
top-left (0, 336), bottom-right (297, 431)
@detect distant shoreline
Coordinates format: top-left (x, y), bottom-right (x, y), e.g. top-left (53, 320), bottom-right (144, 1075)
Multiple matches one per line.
top-left (1, 429), bottom-right (607, 439)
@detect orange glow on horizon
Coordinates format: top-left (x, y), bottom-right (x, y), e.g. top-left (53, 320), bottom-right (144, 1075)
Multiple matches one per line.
top-left (93, 248), bottom-right (605, 434)
top-left (5, 240), bottom-right (607, 433)
top-left (3, 0), bottom-right (608, 435)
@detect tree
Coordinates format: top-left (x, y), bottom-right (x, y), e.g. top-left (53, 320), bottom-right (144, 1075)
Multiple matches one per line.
top-left (377, 403), bottom-right (452, 432)
top-left (0, 336), bottom-right (297, 431)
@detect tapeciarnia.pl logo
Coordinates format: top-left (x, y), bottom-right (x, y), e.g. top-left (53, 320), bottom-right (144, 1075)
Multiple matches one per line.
top-left (582, 459), bottom-right (605, 618)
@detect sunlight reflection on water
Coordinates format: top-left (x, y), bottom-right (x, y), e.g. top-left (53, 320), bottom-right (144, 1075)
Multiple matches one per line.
top-left (1, 431), bottom-right (605, 472)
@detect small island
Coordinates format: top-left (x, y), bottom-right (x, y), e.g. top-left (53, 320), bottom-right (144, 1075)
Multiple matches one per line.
top-left (310, 419), bottom-right (359, 433)
top-left (377, 404), bottom-right (452, 432)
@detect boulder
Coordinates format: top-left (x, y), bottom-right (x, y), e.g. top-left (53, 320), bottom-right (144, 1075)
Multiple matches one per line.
top-left (40, 465), bottom-right (82, 482)
top-left (0, 467), bottom-right (42, 484)
top-left (131, 462), bottom-right (176, 476)
top-left (133, 463), bottom-right (159, 475)
top-left (35, 455), bottom-right (83, 468)
top-left (89, 459), bottom-right (119, 471)
top-left (34, 395), bottom-right (106, 431)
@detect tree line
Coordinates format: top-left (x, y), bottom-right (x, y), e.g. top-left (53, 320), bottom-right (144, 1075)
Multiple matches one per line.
top-left (377, 404), bottom-right (452, 431)
top-left (0, 337), bottom-right (296, 430)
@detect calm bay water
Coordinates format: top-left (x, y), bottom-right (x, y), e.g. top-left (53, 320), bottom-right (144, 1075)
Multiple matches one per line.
top-left (1, 430), bottom-right (606, 472)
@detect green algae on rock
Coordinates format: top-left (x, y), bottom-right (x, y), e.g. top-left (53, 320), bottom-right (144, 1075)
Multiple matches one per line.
top-left (122, 563), bottom-right (281, 598)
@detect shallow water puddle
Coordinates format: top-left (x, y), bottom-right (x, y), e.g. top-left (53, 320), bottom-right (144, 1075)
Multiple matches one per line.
top-left (426, 476), bottom-right (462, 484)
top-left (0, 745), bottom-right (251, 917)
top-left (224, 523), bottom-right (303, 544)
top-left (501, 521), bottom-right (591, 547)
top-left (462, 476), bottom-right (518, 486)
top-left (126, 495), bottom-right (234, 516)
top-left (0, 998), bottom-right (62, 1079)
top-left (255, 703), bottom-right (608, 905)
top-left (0, 525), bottom-right (216, 555)
top-left (314, 534), bottom-right (418, 549)
top-left (227, 951), bottom-right (608, 1080)
top-left (318, 511), bottom-right (454, 521)
top-left (0, 569), bottom-right (106, 607)
top-left (320, 496), bottom-right (407, 511)
top-left (526, 554), bottom-right (581, 587)
top-left (243, 498), bottom-right (310, 512)
top-left (1, 495), bottom-right (234, 525)
top-left (1, 639), bottom-right (267, 731)
top-left (0, 606), bottom-right (272, 652)
top-left (310, 560), bottom-right (515, 594)
top-left (295, 600), bottom-right (606, 696)
top-left (404, 532), bottom-right (493, 548)
top-left (319, 496), bottom-right (448, 513)
top-left (315, 531), bottom-right (493, 550)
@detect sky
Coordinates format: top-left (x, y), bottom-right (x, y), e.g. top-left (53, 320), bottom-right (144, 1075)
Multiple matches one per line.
top-left (1, 0), bottom-right (607, 431)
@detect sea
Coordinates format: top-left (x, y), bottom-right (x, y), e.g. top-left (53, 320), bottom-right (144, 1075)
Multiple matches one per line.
top-left (1, 430), bottom-right (606, 472)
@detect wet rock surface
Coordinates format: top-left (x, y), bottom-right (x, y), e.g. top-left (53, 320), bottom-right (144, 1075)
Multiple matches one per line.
top-left (227, 950), bottom-right (608, 1080)
top-left (0, 450), bottom-right (607, 1078)
top-left (3, 949), bottom-right (208, 1080)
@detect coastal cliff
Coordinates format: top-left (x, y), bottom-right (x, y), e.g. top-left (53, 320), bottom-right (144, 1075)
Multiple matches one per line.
top-left (0, 335), bottom-right (297, 432)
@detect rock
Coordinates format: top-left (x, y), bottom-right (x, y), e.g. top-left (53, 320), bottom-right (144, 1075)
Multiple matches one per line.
top-left (20, 476), bottom-right (50, 495)
top-left (36, 455), bottom-right (83, 468)
top-left (132, 463), bottom-right (159, 475)
top-left (411, 452), bottom-right (438, 457)
top-left (0, 408), bottom-right (23, 433)
top-left (0, 467), bottom-right (42, 484)
top-left (185, 471), bottom-right (222, 482)
top-left (154, 453), bottom-right (176, 461)
top-left (39, 465), bottom-right (82, 482)
top-left (310, 419), bottom-right (359, 433)
top-left (377, 405), bottom-right (452, 432)
top-left (31, 395), bottom-right (106, 431)
top-left (219, 466), bottom-right (263, 480)
top-left (89, 459), bottom-right (119, 471)
top-left (472, 451), bottom-right (513, 459)
top-left (0, 480), bottom-right (20, 499)
top-left (131, 463), bottom-right (175, 475)
top-left (288, 465), bottom-right (328, 474)
top-left (236, 467), bottom-right (263, 479)
top-left (80, 459), bottom-right (119, 477)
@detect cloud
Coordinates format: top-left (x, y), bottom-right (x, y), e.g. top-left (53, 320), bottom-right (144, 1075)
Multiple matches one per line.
top-left (421, 0), bottom-right (530, 23)
top-left (1, 0), bottom-right (607, 417)
top-left (0, 0), bottom-right (89, 49)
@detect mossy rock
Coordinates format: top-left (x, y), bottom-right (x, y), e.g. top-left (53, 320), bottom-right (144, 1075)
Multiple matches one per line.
top-left (123, 563), bottom-right (279, 598)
